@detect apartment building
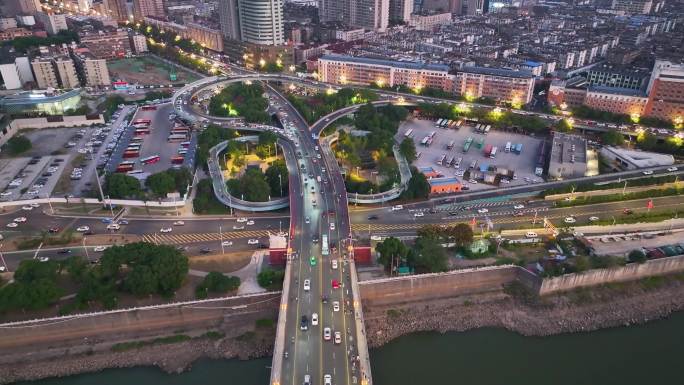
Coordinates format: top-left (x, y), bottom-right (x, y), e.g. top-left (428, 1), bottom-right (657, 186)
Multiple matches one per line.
top-left (408, 12), bottom-right (452, 31)
top-left (53, 56), bottom-right (80, 89)
top-left (79, 28), bottom-right (132, 59)
top-left (143, 18), bottom-right (224, 52)
top-left (584, 86), bottom-right (648, 116)
top-left (453, 66), bottom-right (536, 105)
top-left (31, 57), bottom-right (60, 89)
top-left (36, 12), bottom-right (68, 35)
top-left (319, 0), bottom-right (389, 32)
top-left (130, 34), bottom-right (148, 54)
top-left (133, 0), bottom-right (164, 20)
top-left (644, 60), bottom-right (684, 123)
top-left (73, 50), bottom-right (111, 87)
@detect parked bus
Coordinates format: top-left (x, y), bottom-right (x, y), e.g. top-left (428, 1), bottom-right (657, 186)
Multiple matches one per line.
top-left (404, 128), bottom-right (414, 138)
top-left (168, 134), bottom-right (188, 142)
top-left (428, 131), bottom-right (436, 138)
top-left (134, 128), bottom-right (150, 135)
top-left (420, 136), bottom-right (430, 146)
top-left (505, 142), bottom-right (512, 152)
top-left (475, 138), bottom-right (484, 149)
top-left (475, 124), bottom-right (482, 133)
top-left (133, 119), bottom-right (151, 125)
top-left (449, 120), bottom-right (458, 129)
top-left (127, 169), bottom-right (144, 175)
top-left (436, 119), bottom-right (445, 127)
top-left (469, 160), bottom-right (478, 169)
top-left (514, 143), bottom-right (523, 155)
top-left (446, 156), bottom-right (454, 166)
top-left (454, 156), bottom-right (463, 168)
top-left (484, 125), bottom-right (491, 135)
top-left (446, 140), bottom-right (455, 150)
top-left (437, 153), bottom-right (447, 166)
top-left (484, 144), bottom-right (493, 157)
top-left (321, 234), bottom-right (329, 256)
top-left (463, 137), bottom-right (473, 153)
top-left (140, 105), bottom-right (157, 111)
top-left (171, 156), bottom-right (185, 165)
top-left (116, 161), bottom-right (135, 173)
top-left (425, 136), bottom-right (434, 147)
top-left (141, 155), bottom-right (161, 165)
top-left (122, 151), bottom-right (139, 159)
top-left (490, 146), bottom-right (498, 158)
top-left (130, 137), bottom-right (144, 144)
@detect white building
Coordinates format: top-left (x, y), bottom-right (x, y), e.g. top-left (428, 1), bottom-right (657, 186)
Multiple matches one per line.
top-left (130, 33), bottom-right (148, 54)
top-left (15, 56), bottom-right (34, 85)
top-left (319, 0), bottom-right (389, 32)
top-left (600, 146), bottom-right (675, 170)
top-left (0, 63), bottom-right (22, 90)
top-left (238, 0), bottom-right (285, 45)
top-left (36, 12), bottom-right (68, 35)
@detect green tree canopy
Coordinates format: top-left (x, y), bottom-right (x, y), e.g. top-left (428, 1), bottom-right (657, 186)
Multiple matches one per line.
top-left (402, 168), bottom-right (431, 199)
top-left (4, 135), bottom-right (32, 155)
top-left (265, 159), bottom-right (289, 197)
top-left (601, 131), bottom-right (625, 146)
top-left (399, 138), bottom-right (417, 163)
top-left (196, 272), bottom-right (240, 298)
top-left (375, 237), bottom-right (409, 270)
top-left (258, 131), bottom-right (278, 146)
top-left (257, 269), bottom-right (285, 290)
top-left (409, 236), bottom-right (448, 273)
top-left (105, 173), bottom-right (142, 199)
top-left (208, 83), bottom-right (270, 123)
top-left (146, 171), bottom-right (175, 197)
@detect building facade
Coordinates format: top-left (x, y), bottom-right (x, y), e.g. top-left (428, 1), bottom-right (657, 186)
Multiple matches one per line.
top-left (53, 56), bottom-right (80, 89)
top-left (453, 66), bottom-right (535, 105)
top-left (104, 0), bottom-right (130, 22)
top-left (79, 28), bottom-right (132, 59)
top-left (389, 0), bottom-right (413, 23)
top-left (611, 0), bottom-right (652, 14)
top-left (408, 12), bottom-right (452, 31)
top-left (586, 64), bottom-right (650, 91)
top-left (644, 60), bottom-right (684, 124)
top-left (36, 12), bottom-right (68, 35)
top-left (144, 18), bottom-right (224, 52)
top-left (0, 63), bottom-right (22, 90)
top-left (319, 0), bottom-right (389, 32)
top-left (31, 58), bottom-right (60, 89)
top-left (218, 0), bottom-right (241, 40)
top-left (130, 33), bottom-right (148, 54)
top-left (317, 54), bottom-right (454, 92)
top-left (73, 50), bottom-right (111, 86)
top-left (584, 87), bottom-right (648, 116)
top-left (237, 0), bottom-right (285, 46)
top-left (133, 0), bottom-right (164, 20)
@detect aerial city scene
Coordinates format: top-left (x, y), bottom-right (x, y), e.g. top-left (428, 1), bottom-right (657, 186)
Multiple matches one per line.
top-left (0, 0), bottom-right (683, 383)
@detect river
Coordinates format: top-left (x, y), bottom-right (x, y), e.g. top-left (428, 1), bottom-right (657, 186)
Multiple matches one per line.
top-left (16, 312), bottom-right (684, 385)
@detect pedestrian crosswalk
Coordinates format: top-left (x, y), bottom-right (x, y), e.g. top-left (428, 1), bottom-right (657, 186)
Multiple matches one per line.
top-left (140, 230), bottom-right (270, 245)
top-left (410, 200), bottom-right (522, 214)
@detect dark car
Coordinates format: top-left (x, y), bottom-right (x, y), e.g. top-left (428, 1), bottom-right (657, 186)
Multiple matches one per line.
top-left (84, 230), bottom-right (94, 235)
top-left (367, 215), bottom-right (379, 220)
top-left (300, 315), bottom-right (308, 330)
top-left (312, 236), bottom-right (319, 243)
top-left (58, 249), bottom-right (72, 254)
top-left (200, 247), bottom-right (212, 254)
top-left (258, 243), bottom-right (268, 249)
top-left (48, 227), bottom-right (60, 233)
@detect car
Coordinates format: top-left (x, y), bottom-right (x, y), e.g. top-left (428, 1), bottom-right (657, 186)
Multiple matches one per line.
top-left (58, 249), bottom-right (72, 254)
top-left (323, 327), bottom-right (332, 341)
top-left (589, 216), bottom-right (600, 222)
top-left (0, 191), bottom-right (12, 197)
top-left (94, 246), bottom-right (107, 252)
top-left (160, 227), bottom-right (172, 233)
top-left (333, 301), bottom-right (340, 312)
top-left (301, 315), bottom-right (309, 331)
top-left (198, 247), bottom-right (212, 254)
top-left (642, 170), bottom-right (654, 175)
top-left (303, 279), bottom-right (311, 291)
top-left (310, 256), bottom-right (317, 266)
top-left (391, 205), bottom-right (403, 211)
top-left (414, 212), bottom-right (424, 217)
top-left (6, 222), bottom-right (18, 228)
top-left (564, 217), bottom-right (576, 224)
top-left (233, 225), bottom-right (245, 230)
top-left (331, 259), bottom-right (338, 269)
top-left (101, 218), bottom-right (112, 224)
top-left (311, 313), bottom-right (319, 326)
top-left (173, 221), bottom-right (185, 226)
top-left (331, 279), bottom-right (340, 289)
top-left (513, 204), bottom-right (525, 210)
top-left (667, 166), bottom-right (678, 172)
top-left (469, 179), bottom-right (478, 184)
top-left (236, 217), bottom-right (248, 223)
top-left (324, 374), bottom-right (332, 385)
top-left (222, 241), bottom-right (233, 247)
top-left (38, 257), bottom-right (50, 262)
top-left (334, 331), bottom-right (341, 345)
top-left (330, 222), bottom-right (336, 230)
top-left (248, 239), bottom-right (259, 245)
top-left (76, 226), bottom-right (90, 232)
top-left (246, 220), bottom-right (255, 225)
top-left (106, 224), bottom-right (120, 230)
top-left (13, 217), bottom-right (27, 223)
top-left (525, 231), bottom-right (538, 238)
top-left (305, 216), bottom-right (310, 224)
top-left (304, 375), bottom-right (311, 385)
top-left (477, 208), bottom-right (489, 214)
top-left (623, 208), bottom-right (634, 215)
top-left (367, 215), bottom-right (379, 220)
top-left (119, 220), bottom-right (129, 225)
top-left (21, 205), bottom-right (33, 211)
top-left (513, 212), bottom-right (524, 217)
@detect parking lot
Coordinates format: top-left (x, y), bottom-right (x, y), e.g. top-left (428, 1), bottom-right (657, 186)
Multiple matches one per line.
top-left (397, 119), bottom-right (544, 191)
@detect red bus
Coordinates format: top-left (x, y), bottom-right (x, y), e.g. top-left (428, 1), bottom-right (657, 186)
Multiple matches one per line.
top-left (168, 134), bottom-right (187, 142)
top-left (171, 156), bottom-right (185, 165)
top-left (141, 106), bottom-right (157, 111)
top-left (123, 150), bottom-right (139, 159)
top-left (133, 119), bottom-right (151, 125)
top-left (116, 161), bottom-right (135, 172)
top-left (179, 141), bottom-right (191, 148)
top-left (141, 155), bottom-right (161, 165)
top-left (135, 128), bottom-right (151, 135)
top-left (171, 128), bottom-right (189, 135)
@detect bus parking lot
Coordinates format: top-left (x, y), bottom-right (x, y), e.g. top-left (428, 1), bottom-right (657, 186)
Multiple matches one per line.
top-left (398, 118), bottom-right (544, 191)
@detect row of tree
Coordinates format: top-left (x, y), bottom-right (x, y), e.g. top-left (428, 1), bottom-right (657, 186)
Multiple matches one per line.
top-left (226, 159), bottom-right (289, 201)
top-left (285, 88), bottom-right (378, 124)
top-left (208, 83), bottom-right (270, 123)
top-left (104, 167), bottom-right (192, 199)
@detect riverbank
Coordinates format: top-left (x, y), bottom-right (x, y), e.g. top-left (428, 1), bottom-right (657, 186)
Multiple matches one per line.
top-left (3, 274), bottom-right (684, 384)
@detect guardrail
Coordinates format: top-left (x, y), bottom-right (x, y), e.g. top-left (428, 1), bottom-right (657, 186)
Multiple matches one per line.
top-left (0, 195), bottom-right (187, 209)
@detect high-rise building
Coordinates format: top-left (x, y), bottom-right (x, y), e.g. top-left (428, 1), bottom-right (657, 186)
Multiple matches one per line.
top-left (610, 0), bottom-right (653, 14)
top-left (133, 0), bottom-right (164, 20)
top-left (104, 0), bottom-right (130, 22)
top-left (130, 33), bottom-right (148, 54)
top-left (218, 0), bottom-right (241, 40)
top-left (15, 56), bottom-right (34, 85)
top-left (238, 0), bottom-right (285, 45)
top-left (0, 62), bottom-right (22, 90)
top-left (36, 12), bottom-right (68, 35)
top-left (389, 0), bottom-right (413, 23)
top-left (73, 50), bottom-right (111, 86)
top-left (644, 60), bottom-right (684, 123)
top-left (53, 56), bottom-right (80, 89)
top-left (319, 0), bottom-right (389, 32)
top-left (31, 57), bottom-right (60, 89)
top-left (5, 0), bottom-right (42, 15)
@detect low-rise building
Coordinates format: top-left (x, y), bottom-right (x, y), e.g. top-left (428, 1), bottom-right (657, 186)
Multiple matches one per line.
top-left (0, 62), bottom-right (22, 90)
top-left (0, 18), bottom-right (18, 31)
top-left (408, 12), bottom-right (452, 31)
top-left (548, 132), bottom-right (588, 180)
top-left (0, 27), bottom-right (33, 41)
top-left (143, 17), bottom-right (224, 52)
top-left (130, 33), bottom-right (148, 54)
top-left (79, 28), bottom-right (132, 59)
top-left (584, 86), bottom-right (648, 117)
top-left (0, 89), bottom-right (81, 116)
top-left (427, 177), bottom-right (462, 194)
top-left (453, 66), bottom-right (536, 105)
top-left (599, 146), bottom-right (674, 171)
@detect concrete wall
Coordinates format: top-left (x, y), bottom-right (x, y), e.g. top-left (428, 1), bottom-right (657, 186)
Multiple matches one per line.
top-left (539, 255), bottom-right (684, 295)
top-left (359, 266), bottom-right (522, 307)
top-left (0, 292), bottom-right (280, 358)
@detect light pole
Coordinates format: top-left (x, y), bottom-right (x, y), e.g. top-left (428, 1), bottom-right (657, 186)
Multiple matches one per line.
top-left (219, 225), bottom-right (224, 254)
top-left (83, 236), bottom-right (89, 259)
top-left (0, 243), bottom-right (7, 273)
top-left (279, 174), bottom-right (283, 197)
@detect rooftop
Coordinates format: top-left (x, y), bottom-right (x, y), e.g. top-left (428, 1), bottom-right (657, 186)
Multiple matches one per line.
top-left (600, 146), bottom-right (675, 168)
top-left (428, 177), bottom-right (461, 186)
top-left (318, 54), bottom-right (450, 72)
top-left (458, 66), bottom-right (536, 79)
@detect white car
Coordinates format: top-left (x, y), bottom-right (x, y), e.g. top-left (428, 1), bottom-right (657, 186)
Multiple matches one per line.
top-left (233, 225), bottom-right (245, 230)
top-left (323, 327), bottom-right (332, 341)
top-left (0, 191), bottom-right (12, 197)
top-left (642, 170), bottom-right (654, 175)
top-left (6, 222), bottom-right (18, 228)
top-left (13, 217), bottom-right (27, 223)
top-left (303, 279), bottom-right (311, 291)
top-left (477, 208), bottom-right (489, 214)
top-left (564, 217), bottom-right (576, 224)
top-left (513, 204), bottom-right (525, 210)
top-left (333, 301), bottom-right (340, 312)
top-left (324, 374), bottom-right (332, 385)
top-left (222, 240), bottom-right (233, 247)
top-left (247, 239), bottom-right (259, 245)
top-left (94, 246), bottom-right (107, 252)
top-left (173, 221), bottom-right (185, 226)
top-left (246, 220), bottom-right (255, 225)
top-left (331, 260), bottom-right (338, 269)
top-left (76, 226), bottom-right (90, 232)
top-left (469, 179), bottom-right (478, 184)
top-left (38, 257), bottom-right (50, 262)
top-left (589, 216), bottom-right (600, 222)
top-left (311, 313), bottom-right (319, 326)
top-left (305, 216), bottom-right (310, 224)
top-left (106, 223), bottom-right (120, 230)
top-left (160, 227), bottom-right (173, 233)
top-left (21, 205), bottom-right (33, 211)
top-left (334, 331), bottom-right (341, 345)
top-left (236, 217), bottom-right (248, 223)
top-left (330, 222), bottom-right (335, 230)
top-left (667, 166), bottom-right (678, 172)
top-left (414, 212), bottom-right (424, 217)
top-left (391, 205), bottom-right (403, 211)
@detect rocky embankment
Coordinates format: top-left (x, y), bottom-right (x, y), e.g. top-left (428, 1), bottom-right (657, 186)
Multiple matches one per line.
top-left (365, 278), bottom-right (684, 347)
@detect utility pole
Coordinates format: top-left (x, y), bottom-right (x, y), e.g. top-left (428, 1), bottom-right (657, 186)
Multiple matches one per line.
top-left (83, 236), bottom-right (89, 259)
top-left (219, 225), bottom-right (224, 254)
top-left (622, 180), bottom-right (628, 196)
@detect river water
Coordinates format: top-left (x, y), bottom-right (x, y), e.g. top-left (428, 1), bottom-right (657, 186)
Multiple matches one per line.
top-left (16, 312), bottom-right (684, 385)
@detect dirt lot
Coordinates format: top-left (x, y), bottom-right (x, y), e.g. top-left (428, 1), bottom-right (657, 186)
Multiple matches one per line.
top-left (189, 251), bottom-right (253, 273)
top-left (108, 56), bottom-right (200, 86)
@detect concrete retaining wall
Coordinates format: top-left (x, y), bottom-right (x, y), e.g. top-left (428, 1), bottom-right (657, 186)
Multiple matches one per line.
top-left (0, 292), bottom-right (280, 357)
top-left (539, 255), bottom-right (684, 295)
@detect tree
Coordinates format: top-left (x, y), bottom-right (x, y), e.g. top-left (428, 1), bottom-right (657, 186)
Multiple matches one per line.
top-left (64, 255), bottom-right (89, 283)
top-left (196, 272), bottom-right (240, 298)
top-left (105, 173), bottom-right (141, 199)
top-left (555, 119), bottom-right (572, 132)
top-left (375, 237), bottom-right (408, 270)
top-left (628, 249), bottom-right (647, 264)
top-left (14, 259), bottom-right (60, 284)
top-left (258, 131), bottom-right (278, 147)
top-left (416, 224), bottom-right (444, 240)
top-left (0, 259), bottom-right (63, 313)
top-left (124, 265), bottom-right (156, 296)
top-left (601, 131), bottom-right (625, 147)
top-left (402, 168), bottom-right (431, 199)
top-left (4, 135), bottom-right (32, 155)
top-left (146, 171), bottom-right (176, 197)
top-left (265, 159), bottom-right (289, 197)
top-left (445, 223), bottom-right (474, 247)
top-left (399, 138), bottom-right (417, 163)
top-left (257, 269), bottom-right (285, 290)
top-left (239, 168), bottom-right (271, 201)
top-left (410, 237), bottom-right (448, 273)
